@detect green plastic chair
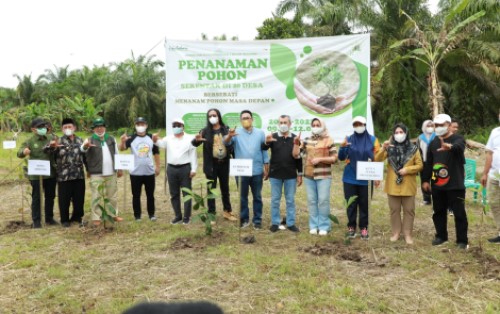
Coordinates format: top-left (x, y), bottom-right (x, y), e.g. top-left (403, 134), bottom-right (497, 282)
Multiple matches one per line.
top-left (464, 158), bottom-right (487, 203)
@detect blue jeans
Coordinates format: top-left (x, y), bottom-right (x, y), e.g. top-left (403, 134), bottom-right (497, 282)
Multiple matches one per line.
top-left (240, 174), bottom-right (263, 224)
top-left (304, 177), bottom-right (331, 231)
top-left (270, 178), bottom-right (297, 226)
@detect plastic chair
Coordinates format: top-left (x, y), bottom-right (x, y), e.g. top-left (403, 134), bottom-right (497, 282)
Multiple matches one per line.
top-left (464, 158), bottom-right (487, 203)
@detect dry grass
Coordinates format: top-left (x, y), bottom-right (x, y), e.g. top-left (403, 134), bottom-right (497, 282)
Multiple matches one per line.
top-left (0, 133), bottom-right (499, 313)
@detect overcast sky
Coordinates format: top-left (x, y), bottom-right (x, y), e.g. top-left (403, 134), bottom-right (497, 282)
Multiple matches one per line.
top-left (0, 0), bottom-right (438, 89)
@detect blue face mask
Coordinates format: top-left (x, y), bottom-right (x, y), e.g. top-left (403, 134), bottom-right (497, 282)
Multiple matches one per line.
top-left (36, 128), bottom-right (47, 136)
top-left (173, 127), bottom-right (183, 135)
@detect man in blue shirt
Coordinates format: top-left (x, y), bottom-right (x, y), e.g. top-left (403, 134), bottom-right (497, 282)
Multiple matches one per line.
top-left (225, 110), bottom-right (269, 229)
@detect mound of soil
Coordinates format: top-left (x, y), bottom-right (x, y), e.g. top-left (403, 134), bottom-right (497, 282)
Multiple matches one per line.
top-left (301, 243), bottom-right (362, 262)
top-left (0, 220), bottom-right (30, 234)
top-left (470, 247), bottom-right (500, 280)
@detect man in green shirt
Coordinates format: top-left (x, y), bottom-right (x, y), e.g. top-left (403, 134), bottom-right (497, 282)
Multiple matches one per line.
top-left (17, 118), bottom-right (58, 228)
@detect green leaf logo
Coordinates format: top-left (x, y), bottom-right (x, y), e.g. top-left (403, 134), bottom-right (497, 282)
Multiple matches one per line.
top-left (270, 44), bottom-right (297, 100)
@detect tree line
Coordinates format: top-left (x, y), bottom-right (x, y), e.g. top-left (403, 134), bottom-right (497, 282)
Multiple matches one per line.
top-left (0, 0), bottom-right (498, 142)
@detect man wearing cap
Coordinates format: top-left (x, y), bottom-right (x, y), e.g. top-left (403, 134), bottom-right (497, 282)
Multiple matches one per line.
top-left (153, 118), bottom-right (197, 225)
top-left (17, 118), bottom-right (58, 228)
top-left (422, 113), bottom-right (469, 249)
top-left (81, 117), bottom-right (123, 226)
top-left (481, 110), bottom-right (500, 243)
top-left (119, 117), bottom-right (160, 221)
top-left (46, 118), bottom-right (86, 227)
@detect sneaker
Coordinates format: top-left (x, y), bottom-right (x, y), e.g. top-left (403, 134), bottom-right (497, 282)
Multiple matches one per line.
top-left (347, 227), bottom-right (356, 239)
top-left (487, 235), bottom-right (500, 243)
top-left (457, 243), bottom-right (469, 250)
top-left (253, 223), bottom-right (262, 230)
top-left (135, 218), bottom-right (142, 222)
top-left (432, 237), bottom-right (448, 246)
top-left (46, 219), bottom-right (58, 226)
top-left (240, 221), bottom-right (250, 228)
top-left (360, 228), bottom-right (369, 240)
top-left (422, 201), bottom-right (432, 205)
top-left (32, 221), bottom-right (42, 229)
top-left (182, 217), bottom-right (190, 225)
top-left (309, 229), bottom-right (318, 235)
top-left (223, 211), bottom-right (238, 221)
top-left (149, 216), bottom-right (157, 222)
top-left (62, 222), bottom-right (70, 228)
top-left (287, 225), bottom-right (300, 233)
top-left (113, 216), bottom-right (124, 222)
top-left (171, 217), bottom-right (182, 225)
top-left (79, 221), bottom-right (86, 228)
top-left (278, 224), bottom-right (287, 230)
top-left (270, 225), bottom-right (279, 232)
top-left (318, 230), bottom-right (328, 236)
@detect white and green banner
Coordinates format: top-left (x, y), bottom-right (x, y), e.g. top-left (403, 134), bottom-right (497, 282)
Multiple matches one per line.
top-left (165, 34), bottom-right (372, 141)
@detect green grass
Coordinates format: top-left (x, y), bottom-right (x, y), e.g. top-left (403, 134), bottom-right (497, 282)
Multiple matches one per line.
top-left (0, 131), bottom-right (499, 313)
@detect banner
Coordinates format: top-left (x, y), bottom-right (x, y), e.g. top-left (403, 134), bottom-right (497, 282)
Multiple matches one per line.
top-left (165, 35), bottom-right (372, 141)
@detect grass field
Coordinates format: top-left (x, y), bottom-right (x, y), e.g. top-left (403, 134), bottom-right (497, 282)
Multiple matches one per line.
top-left (0, 131), bottom-right (498, 313)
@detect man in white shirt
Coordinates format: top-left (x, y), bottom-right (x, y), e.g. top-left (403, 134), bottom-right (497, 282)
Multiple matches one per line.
top-left (481, 112), bottom-right (500, 243)
top-left (81, 118), bottom-right (123, 226)
top-left (154, 118), bottom-right (197, 224)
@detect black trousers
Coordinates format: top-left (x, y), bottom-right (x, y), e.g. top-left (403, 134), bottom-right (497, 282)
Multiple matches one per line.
top-left (167, 164), bottom-right (192, 219)
top-left (344, 182), bottom-right (369, 229)
top-left (432, 189), bottom-right (468, 244)
top-left (420, 171), bottom-right (432, 203)
top-left (130, 174), bottom-right (156, 219)
top-left (30, 178), bottom-right (57, 223)
top-left (206, 161), bottom-right (232, 214)
top-left (58, 179), bottom-right (85, 223)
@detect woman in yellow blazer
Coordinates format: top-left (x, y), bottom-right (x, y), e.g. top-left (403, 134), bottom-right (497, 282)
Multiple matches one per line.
top-left (375, 123), bottom-right (423, 244)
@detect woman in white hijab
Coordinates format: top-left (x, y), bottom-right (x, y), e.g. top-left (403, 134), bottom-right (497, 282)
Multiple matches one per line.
top-left (416, 120), bottom-right (435, 205)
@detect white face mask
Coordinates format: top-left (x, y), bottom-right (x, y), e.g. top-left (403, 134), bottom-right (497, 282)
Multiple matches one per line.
top-left (354, 126), bottom-right (366, 134)
top-left (425, 127), bottom-right (434, 134)
top-left (394, 133), bottom-right (406, 143)
top-left (173, 127), bottom-right (183, 135)
top-left (135, 126), bottom-right (147, 133)
top-left (63, 128), bottom-right (74, 136)
top-left (209, 116), bottom-right (219, 125)
top-left (311, 127), bottom-right (323, 135)
top-left (279, 124), bottom-right (289, 133)
top-left (435, 126), bottom-right (448, 136)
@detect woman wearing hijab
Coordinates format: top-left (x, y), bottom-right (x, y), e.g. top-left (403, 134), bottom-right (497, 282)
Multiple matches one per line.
top-left (375, 123), bottom-right (423, 244)
top-left (298, 118), bottom-right (337, 235)
top-left (416, 120), bottom-right (435, 205)
top-left (338, 116), bottom-right (380, 240)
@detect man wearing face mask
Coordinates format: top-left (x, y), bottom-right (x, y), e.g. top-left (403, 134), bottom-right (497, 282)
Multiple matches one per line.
top-left (192, 109), bottom-right (237, 222)
top-left (17, 118), bottom-right (58, 228)
top-left (46, 118), bottom-right (86, 227)
top-left (153, 118), bottom-right (197, 225)
top-left (338, 116), bottom-right (380, 240)
top-left (262, 115), bottom-right (303, 233)
top-left (422, 113), bottom-right (469, 249)
top-left (417, 120), bottom-right (435, 205)
top-left (81, 118), bottom-right (124, 226)
top-left (119, 117), bottom-right (160, 222)
top-left (224, 110), bottom-right (269, 229)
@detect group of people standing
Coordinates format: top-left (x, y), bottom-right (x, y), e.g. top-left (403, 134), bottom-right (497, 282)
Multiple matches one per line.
top-left (17, 109), bottom-right (500, 247)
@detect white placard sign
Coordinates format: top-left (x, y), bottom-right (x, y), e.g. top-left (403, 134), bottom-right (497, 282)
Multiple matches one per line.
top-left (356, 161), bottom-right (384, 181)
top-left (114, 154), bottom-right (135, 171)
top-left (28, 160), bottom-right (51, 176)
top-left (3, 141), bottom-right (16, 149)
top-left (229, 159), bottom-right (253, 177)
